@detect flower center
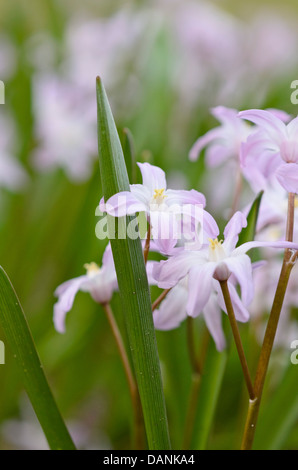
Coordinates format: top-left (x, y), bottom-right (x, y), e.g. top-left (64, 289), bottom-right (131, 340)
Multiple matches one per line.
top-left (208, 238), bottom-right (226, 262)
top-left (84, 262), bottom-right (101, 277)
top-left (152, 188), bottom-right (166, 205)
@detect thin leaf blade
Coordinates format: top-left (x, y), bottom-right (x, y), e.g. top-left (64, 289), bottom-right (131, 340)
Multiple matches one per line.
top-left (96, 77), bottom-right (171, 450)
top-left (0, 266), bottom-right (76, 450)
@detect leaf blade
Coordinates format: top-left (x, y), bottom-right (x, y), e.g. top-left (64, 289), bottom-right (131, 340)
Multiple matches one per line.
top-left (0, 266), bottom-right (76, 450)
top-left (96, 77), bottom-right (171, 450)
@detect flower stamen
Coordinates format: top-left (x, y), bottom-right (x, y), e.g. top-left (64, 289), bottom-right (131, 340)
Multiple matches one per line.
top-left (153, 188), bottom-right (166, 205)
top-left (208, 238), bottom-right (225, 261)
top-left (84, 262), bottom-right (101, 276)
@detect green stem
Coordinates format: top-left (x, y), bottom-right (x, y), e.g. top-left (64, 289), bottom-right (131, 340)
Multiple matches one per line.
top-left (102, 303), bottom-right (144, 450)
top-left (241, 192), bottom-right (296, 450)
top-left (220, 280), bottom-right (255, 400)
top-left (143, 224), bottom-right (151, 265)
top-left (152, 288), bottom-right (172, 311)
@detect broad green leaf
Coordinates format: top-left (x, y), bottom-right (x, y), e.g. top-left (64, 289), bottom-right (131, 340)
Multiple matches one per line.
top-left (237, 191), bottom-right (263, 246)
top-left (96, 77), bottom-right (171, 450)
top-left (0, 266), bottom-right (76, 450)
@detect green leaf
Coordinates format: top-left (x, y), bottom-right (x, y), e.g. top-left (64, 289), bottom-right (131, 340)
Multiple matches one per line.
top-left (123, 128), bottom-right (137, 184)
top-left (0, 267), bottom-right (76, 450)
top-left (253, 364), bottom-right (298, 449)
top-left (190, 339), bottom-right (228, 450)
top-left (237, 191), bottom-right (263, 246)
top-left (96, 77), bottom-right (171, 450)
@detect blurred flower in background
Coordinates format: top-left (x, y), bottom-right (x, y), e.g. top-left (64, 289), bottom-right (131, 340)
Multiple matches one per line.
top-left (32, 74), bottom-right (97, 182)
top-left (0, 114), bottom-right (28, 191)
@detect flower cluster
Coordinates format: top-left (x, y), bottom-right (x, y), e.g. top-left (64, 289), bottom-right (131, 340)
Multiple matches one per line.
top-left (55, 129), bottom-right (298, 350)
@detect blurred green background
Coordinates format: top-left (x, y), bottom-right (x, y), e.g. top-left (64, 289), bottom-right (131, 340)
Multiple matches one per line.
top-left (0, 0), bottom-right (298, 449)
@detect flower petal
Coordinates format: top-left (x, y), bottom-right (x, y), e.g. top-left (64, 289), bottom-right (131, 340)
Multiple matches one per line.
top-left (150, 210), bottom-right (178, 255)
top-left (137, 162), bottom-right (167, 193)
top-left (54, 275), bottom-right (88, 333)
top-left (275, 162), bottom-right (298, 193)
top-left (223, 254), bottom-right (254, 305)
top-left (205, 143), bottom-right (232, 167)
top-left (146, 261), bottom-right (159, 286)
top-left (234, 239), bottom-right (298, 256)
top-left (102, 242), bottom-right (114, 269)
top-left (101, 191), bottom-right (147, 217)
top-left (186, 262), bottom-right (216, 317)
top-left (203, 294), bottom-right (226, 351)
top-left (223, 211), bottom-right (247, 253)
top-left (153, 251), bottom-right (205, 289)
top-left (238, 109), bottom-right (286, 145)
top-left (286, 115), bottom-right (298, 138)
top-left (189, 127), bottom-right (224, 161)
top-left (153, 282), bottom-right (188, 330)
top-left (165, 188), bottom-right (206, 207)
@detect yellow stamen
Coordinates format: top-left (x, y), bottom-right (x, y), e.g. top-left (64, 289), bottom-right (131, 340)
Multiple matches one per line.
top-left (208, 238), bottom-right (223, 249)
top-left (84, 262), bottom-right (100, 275)
top-left (153, 188), bottom-right (166, 205)
top-left (208, 238), bottom-right (225, 261)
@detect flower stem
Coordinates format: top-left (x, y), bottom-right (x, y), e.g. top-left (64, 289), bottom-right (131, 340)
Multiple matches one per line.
top-left (220, 280), bottom-right (255, 400)
top-left (152, 288), bottom-right (172, 311)
top-left (143, 224), bottom-right (151, 265)
top-left (241, 191), bottom-right (296, 450)
top-left (102, 302), bottom-right (144, 449)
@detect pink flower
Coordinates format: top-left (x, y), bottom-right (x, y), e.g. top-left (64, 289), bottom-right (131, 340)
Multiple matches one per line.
top-left (189, 106), bottom-right (251, 166)
top-left (153, 276), bottom-right (228, 351)
top-left (100, 162), bottom-right (218, 254)
top-left (153, 211), bottom-right (298, 322)
top-left (53, 242), bottom-right (160, 334)
top-left (239, 109), bottom-right (298, 193)
top-left (53, 244), bottom-right (117, 333)
top-left (32, 75), bottom-right (97, 182)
